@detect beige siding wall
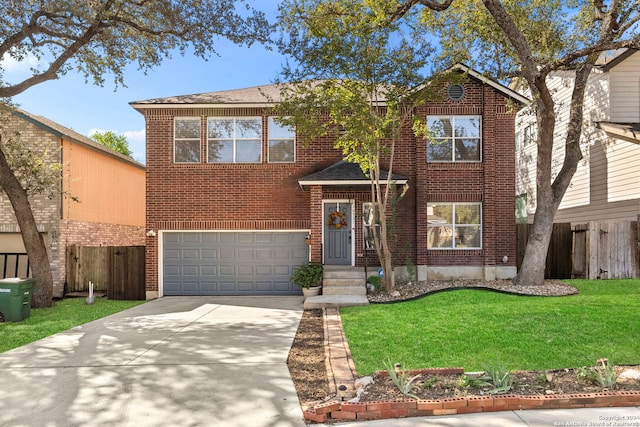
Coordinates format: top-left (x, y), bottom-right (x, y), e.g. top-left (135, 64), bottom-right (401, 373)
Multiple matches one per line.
top-left (62, 139), bottom-right (145, 226)
top-left (609, 51), bottom-right (640, 122)
top-left (516, 63), bottom-right (640, 224)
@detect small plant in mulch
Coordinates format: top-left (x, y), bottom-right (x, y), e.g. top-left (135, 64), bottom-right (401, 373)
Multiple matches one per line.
top-left (577, 361), bottom-right (619, 388)
top-left (384, 360), bottom-right (421, 399)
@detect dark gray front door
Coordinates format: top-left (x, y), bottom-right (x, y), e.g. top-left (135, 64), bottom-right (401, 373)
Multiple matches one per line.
top-left (324, 202), bottom-right (352, 265)
top-left (163, 231), bottom-right (309, 295)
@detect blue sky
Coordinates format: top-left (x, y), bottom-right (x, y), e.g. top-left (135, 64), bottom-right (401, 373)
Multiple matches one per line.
top-left (3, 2), bottom-right (284, 164)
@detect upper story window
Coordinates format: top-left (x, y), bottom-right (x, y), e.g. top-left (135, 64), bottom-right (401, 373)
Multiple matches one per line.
top-left (523, 123), bottom-right (537, 147)
top-left (174, 117), bottom-right (201, 163)
top-left (207, 117), bottom-right (262, 163)
top-left (268, 117), bottom-right (295, 163)
top-left (427, 115), bottom-right (481, 162)
top-left (427, 202), bottom-right (482, 249)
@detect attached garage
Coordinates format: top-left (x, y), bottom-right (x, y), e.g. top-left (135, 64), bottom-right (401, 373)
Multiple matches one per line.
top-left (162, 231), bottom-right (309, 296)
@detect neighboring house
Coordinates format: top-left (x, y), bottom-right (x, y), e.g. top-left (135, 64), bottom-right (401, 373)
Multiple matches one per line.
top-left (515, 49), bottom-right (640, 224)
top-left (131, 64), bottom-right (526, 299)
top-left (0, 106), bottom-right (146, 297)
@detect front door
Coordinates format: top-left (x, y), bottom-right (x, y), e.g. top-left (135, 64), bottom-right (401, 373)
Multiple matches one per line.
top-left (324, 202), bottom-right (352, 265)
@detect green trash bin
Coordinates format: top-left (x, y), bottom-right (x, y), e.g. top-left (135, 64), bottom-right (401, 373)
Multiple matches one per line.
top-left (0, 278), bottom-right (34, 322)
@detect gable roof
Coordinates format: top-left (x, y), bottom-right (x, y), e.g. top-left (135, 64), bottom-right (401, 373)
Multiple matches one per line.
top-left (598, 48), bottom-right (639, 71)
top-left (450, 63), bottom-right (529, 104)
top-left (129, 63), bottom-right (528, 110)
top-left (298, 160), bottom-right (407, 188)
top-left (4, 105), bottom-right (145, 169)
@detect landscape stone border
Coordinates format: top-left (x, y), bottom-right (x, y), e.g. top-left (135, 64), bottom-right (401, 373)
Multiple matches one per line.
top-left (307, 307), bottom-right (640, 424)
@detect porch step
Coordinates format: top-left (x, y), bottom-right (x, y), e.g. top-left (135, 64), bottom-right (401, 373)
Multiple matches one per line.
top-left (304, 266), bottom-right (369, 308)
top-left (323, 265), bottom-right (366, 296)
top-left (303, 295), bottom-right (369, 309)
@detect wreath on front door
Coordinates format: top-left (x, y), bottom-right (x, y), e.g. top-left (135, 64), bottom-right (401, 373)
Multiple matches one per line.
top-left (328, 211), bottom-right (348, 229)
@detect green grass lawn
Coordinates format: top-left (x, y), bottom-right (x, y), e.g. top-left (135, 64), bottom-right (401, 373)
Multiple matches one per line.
top-left (340, 279), bottom-right (640, 375)
top-left (0, 297), bottom-right (145, 353)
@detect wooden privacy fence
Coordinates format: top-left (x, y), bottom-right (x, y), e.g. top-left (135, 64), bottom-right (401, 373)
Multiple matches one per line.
top-left (66, 245), bottom-right (145, 300)
top-left (516, 223), bottom-right (573, 279)
top-left (571, 220), bottom-right (639, 280)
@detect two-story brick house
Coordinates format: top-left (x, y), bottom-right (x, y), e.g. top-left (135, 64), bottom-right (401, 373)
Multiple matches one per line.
top-left (131, 64), bottom-right (526, 299)
top-left (0, 106), bottom-right (146, 297)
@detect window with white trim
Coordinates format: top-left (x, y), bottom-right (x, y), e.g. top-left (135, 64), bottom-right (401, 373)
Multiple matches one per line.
top-left (174, 117), bottom-right (201, 163)
top-left (427, 203), bottom-right (482, 249)
top-left (427, 115), bottom-right (481, 162)
top-left (268, 117), bottom-right (295, 162)
top-left (362, 202), bottom-right (380, 250)
top-left (207, 117), bottom-right (262, 163)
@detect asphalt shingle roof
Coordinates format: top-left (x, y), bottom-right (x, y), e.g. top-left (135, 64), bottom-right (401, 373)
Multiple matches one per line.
top-left (298, 160), bottom-right (407, 185)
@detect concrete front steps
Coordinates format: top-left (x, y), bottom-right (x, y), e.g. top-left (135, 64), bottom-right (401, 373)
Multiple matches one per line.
top-left (303, 265), bottom-right (369, 309)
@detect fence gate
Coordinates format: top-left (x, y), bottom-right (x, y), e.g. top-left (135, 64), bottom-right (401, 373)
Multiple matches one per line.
top-left (571, 221), bottom-right (639, 280)
top-left (66, 245), bottom-right (145, 300)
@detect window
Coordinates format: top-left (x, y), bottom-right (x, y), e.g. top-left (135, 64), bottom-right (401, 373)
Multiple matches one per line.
top-left (174, 117), bottom-right (201, 163)
top-left (268, 118), bottom-right (295, 162)
top-left (207, 117), bottom-right (262, 163)
top-left (427, 203), bottom-right (482, 249)
top-left (426, 115), bottom-right (481, 162)
top-left (516, 194), bottom-right (528, 224)
top-left (362, 202), bottom-right (380, 250)
top-left (523, 123), bottom-right (537, 147)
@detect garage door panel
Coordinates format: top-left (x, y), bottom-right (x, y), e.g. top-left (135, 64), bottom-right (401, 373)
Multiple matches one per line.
top-left (202, 249), bottom-right (218, 259)
top-left (219, 281), bottom-right (236, 292)
top-left (182, 266), bottom-right (200, 276)
top-left (218, 265), bottom-right (234, 276)
top-left (255, 281), bottom-right (272, 291)
top-left (256, 265), bottom-right (272, 275)
top-left (238, 264), bottom-right (254, 275)
top-left (273, 281), bottom-right (292, 291)
top-left (273, 265), bottom-right (291, 275)
top-left (238, 233), bottom-right (256, 244)
top-left (182, 249), bottom-right (200, 259)
top-left (201, 265), bottom-right (218, 275)
top-left (237, 248), bottom-right (254, 260)
top-left (202, 233), bottom-right (219, 243)
top-left (182, 233), bottom-right (201, 244)
top-left (237, 281), bottom-right (254, 291)
top-left (163, 231), bottom-right (308, 296)
top-left (220, 234), bottom-right (236, 244)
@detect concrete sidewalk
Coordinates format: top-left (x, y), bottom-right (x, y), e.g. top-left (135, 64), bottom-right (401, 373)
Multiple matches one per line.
top-left (0, 296), bottom-right (307, 427)
top-left (327, 406), bottom-right (640, 426)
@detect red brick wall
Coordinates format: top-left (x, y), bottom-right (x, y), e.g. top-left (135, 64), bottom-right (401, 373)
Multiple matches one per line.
top-left (414, 81), bottom-right (517, 269)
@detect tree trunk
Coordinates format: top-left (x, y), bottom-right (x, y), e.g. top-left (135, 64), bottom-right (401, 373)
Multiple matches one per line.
top-left (514, 62), bottom-right (593, 286)
top-left (0, 148), bottom-right (53, 307)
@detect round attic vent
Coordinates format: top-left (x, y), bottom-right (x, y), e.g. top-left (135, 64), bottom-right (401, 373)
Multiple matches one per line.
top-left (447, 84), bottom-right (465, 102)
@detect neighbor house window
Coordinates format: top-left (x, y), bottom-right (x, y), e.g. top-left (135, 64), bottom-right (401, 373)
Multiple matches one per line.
top-left (523, 123), bottom-right (537, 147)
top-left (426, 115), bottom-right (481, 162)
top-left (427, 203), bottom-right (482, 249)
top-left (174, 117), bottom-right (201, 163)
top-left (268, 117), bottom-right (295, 162)
top-left (207, 117), bottom-right (262, 163)
top-left (362, 202), bottom-right (380, 250)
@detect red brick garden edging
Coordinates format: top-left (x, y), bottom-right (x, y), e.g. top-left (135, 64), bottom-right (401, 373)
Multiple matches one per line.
top-left (303, 390), bottom-right (640, 423)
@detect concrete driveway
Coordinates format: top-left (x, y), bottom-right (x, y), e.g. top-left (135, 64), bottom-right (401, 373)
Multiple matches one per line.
top-left (0, 296), bottom-right (307, 427)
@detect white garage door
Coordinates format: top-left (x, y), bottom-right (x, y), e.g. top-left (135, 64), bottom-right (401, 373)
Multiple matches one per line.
top-left (162, 231), bottom-right (309, 296)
